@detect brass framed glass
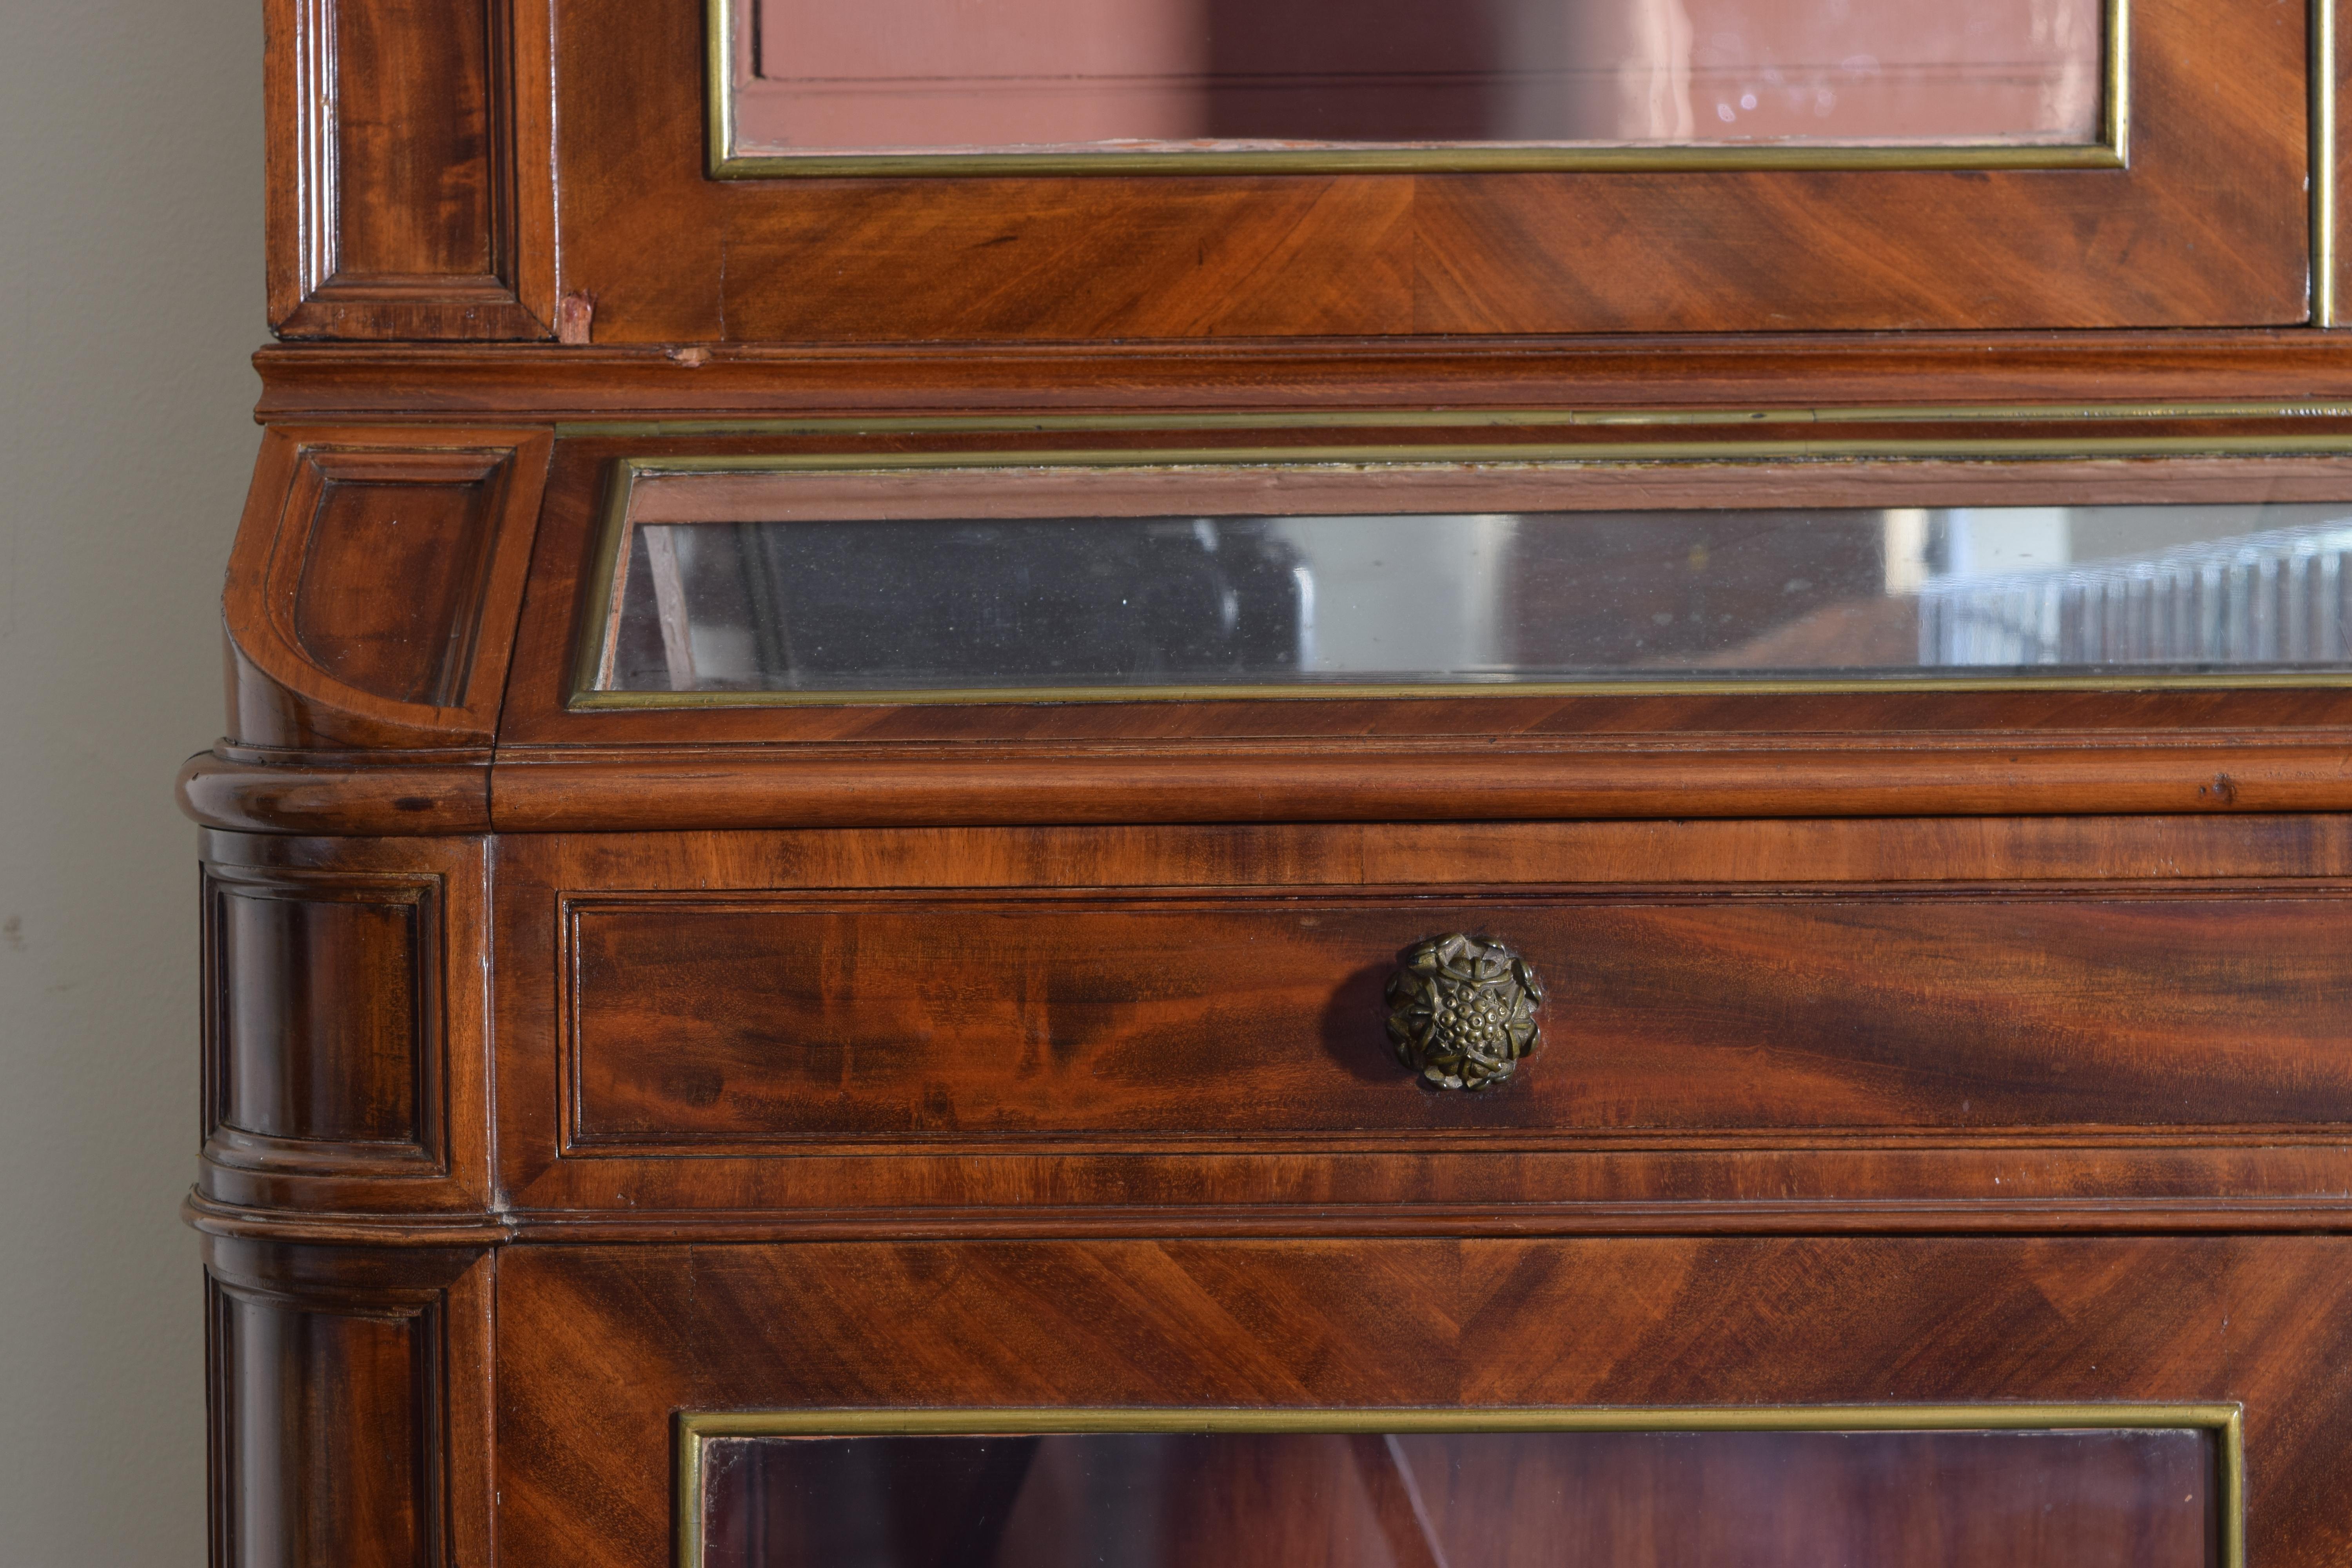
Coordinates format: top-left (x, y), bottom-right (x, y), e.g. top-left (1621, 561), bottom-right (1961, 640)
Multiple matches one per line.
top-left (707, 0), bottom-right (2127, 175)
top-left (677, 1406), bottom-right (2244, 1568)
top-left (572, 444), bottom-right (2352, 708)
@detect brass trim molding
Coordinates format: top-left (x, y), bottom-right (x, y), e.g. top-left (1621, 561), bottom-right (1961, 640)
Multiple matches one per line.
top-left (675, 1403), bottom-right (2243, 1568)
top-left (555, 400), bottom-right (2352, 439)
top-left (569, 441), bottom-right (2352, 710)
top-left (2318, 0), bottom-right (2340, 327)
top-left (706, 0), bottom-right (2129, 178)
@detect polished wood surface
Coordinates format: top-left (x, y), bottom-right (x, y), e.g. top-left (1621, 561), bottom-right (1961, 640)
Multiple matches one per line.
top-left (287, 448), bottom-right (509, 706)
top-left (495, 1238), bottom-right (2350, 1566)
top-left (207, 863), bottom-right (432, 1152)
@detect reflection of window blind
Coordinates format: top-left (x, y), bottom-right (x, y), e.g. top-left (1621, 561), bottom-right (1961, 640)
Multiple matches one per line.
top-left (1918, 522), bottom-right (2352, 666)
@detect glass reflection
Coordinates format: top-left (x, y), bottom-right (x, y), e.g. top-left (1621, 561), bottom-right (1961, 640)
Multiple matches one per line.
top-left (730, 0), bottom-right (2104, 156)
top-left (591, 503), bottom-right (2352, 697)
top-left (699, 1429), bottom-right (2216, 1568)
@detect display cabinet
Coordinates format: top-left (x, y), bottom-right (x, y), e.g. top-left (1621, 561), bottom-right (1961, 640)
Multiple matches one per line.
top-left (194, 0), bottom-right (2352, 1562)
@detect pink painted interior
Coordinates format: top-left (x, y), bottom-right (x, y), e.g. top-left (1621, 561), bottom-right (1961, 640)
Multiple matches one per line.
top-left (731, 0), bottom-right (2104, 154)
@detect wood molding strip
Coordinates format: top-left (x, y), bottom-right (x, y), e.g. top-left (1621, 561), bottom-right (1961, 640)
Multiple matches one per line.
top-left (184, 1191), bottom-right (2352, 1247)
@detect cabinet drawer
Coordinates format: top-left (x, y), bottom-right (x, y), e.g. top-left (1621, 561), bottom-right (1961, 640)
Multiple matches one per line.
top-left (564, 889), bottom-right (2352, 1146)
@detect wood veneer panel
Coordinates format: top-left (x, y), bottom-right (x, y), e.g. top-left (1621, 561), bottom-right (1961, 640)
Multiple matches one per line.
top-left (566, 891), bottom-right (2352, 1144)
top-left (493, 1238), bottom-right (2352, 1567)
top-left (204, 1241), bottom-right (494, 1568)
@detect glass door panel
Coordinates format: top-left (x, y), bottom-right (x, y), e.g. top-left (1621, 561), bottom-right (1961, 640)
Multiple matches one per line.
top-left (579, 462), bottom-right (2352, 704)
top-left (718, 0), bottom-right (2109, 167)
top-left (690, 1417), bottom-right (2232, 1568)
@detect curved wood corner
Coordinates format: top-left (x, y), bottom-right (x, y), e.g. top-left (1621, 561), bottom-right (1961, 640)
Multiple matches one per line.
top-left (180, 749), bottom-right (491, 833)
top-left (221, 425), bottom-right (552, 751)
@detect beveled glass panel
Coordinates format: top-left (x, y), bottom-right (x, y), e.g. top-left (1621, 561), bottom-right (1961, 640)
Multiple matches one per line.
top-left (696, 1428), bottom-right (2221, 1568)
top-left (722, 0), bottom-right (2107, 163)
top-left (581, 465), bottom-right (2352, 702)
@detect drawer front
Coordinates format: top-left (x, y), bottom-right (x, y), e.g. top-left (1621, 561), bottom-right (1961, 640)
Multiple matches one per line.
top-left (567, 891), bottom-right (2352, 1145)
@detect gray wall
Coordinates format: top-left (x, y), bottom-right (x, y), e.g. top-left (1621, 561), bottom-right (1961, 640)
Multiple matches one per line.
top-left (0, 5), bottom-right (264, 1561)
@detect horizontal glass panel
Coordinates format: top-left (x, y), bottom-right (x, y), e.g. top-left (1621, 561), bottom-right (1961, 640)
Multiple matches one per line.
top-left (698, 1428), bottom-right (2219, 1568)
top-left (725, 0), bottom-right (2105, 160)
top-left (583, 467), bottom-right (2352, 701)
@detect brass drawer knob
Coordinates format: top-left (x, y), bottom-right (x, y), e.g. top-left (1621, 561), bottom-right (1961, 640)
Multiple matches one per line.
top-left (1384, 934), bottom-right (1544, 1091)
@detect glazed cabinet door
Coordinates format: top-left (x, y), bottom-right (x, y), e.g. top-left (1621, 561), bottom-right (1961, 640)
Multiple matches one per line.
top-left (264, 0), bottom-right (2323, 339)
top-left (486, 1236), bottom-right (2352, 1567)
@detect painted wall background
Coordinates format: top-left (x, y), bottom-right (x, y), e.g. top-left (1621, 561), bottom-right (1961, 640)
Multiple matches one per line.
top-left (0, 4), bottom-right (264, 1561)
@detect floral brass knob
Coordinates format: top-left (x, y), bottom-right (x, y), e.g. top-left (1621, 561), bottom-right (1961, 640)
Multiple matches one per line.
top-left (1384, 934), bottom-right (1544, 1091)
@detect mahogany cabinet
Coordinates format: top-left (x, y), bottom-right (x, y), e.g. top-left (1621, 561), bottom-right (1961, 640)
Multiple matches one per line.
top-left (194, 0), bottom-right (2352, 1563)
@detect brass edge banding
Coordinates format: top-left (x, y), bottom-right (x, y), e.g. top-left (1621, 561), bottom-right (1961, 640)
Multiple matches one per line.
top-left (703, 0), bottom-right (736, 178)
top-left (704, 0), bottom-right (2127, 178)
top-left (571, 463), bottom-right (639, 704)
top-left (577, 445), bottom-right (2352, 709)
top-left (2108, 0), bottom-right (2132, 163)
top-left (555, 401), bottom-right (2352, 439)
top-left (2318, 0), bottom-right (2339, 327)
top-left (675, 1403), bottom-right (2242, 1568)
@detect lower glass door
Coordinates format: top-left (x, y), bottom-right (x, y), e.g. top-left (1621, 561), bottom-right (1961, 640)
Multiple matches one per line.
top-left (682, 1408), bottom-right (2239, 1568)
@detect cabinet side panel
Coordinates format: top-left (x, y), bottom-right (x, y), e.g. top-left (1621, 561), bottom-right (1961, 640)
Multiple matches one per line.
top-left (211, 1281), bottom-right (436, 1568)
